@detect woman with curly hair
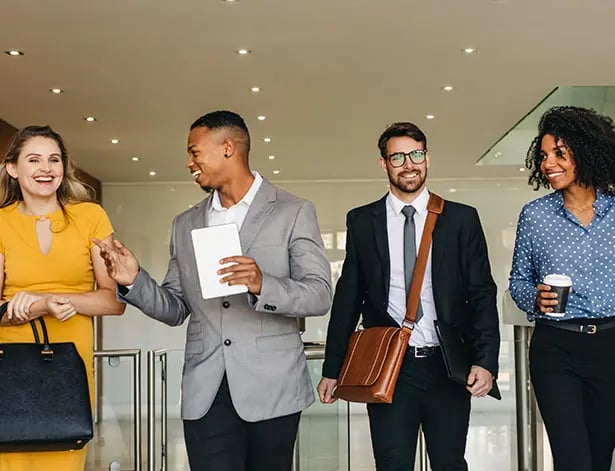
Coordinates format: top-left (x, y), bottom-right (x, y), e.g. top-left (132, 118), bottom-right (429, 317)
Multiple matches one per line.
top-left (509, 106), bottom-right (615, 471)
top-left (0, 125), bottom-right (125, 470)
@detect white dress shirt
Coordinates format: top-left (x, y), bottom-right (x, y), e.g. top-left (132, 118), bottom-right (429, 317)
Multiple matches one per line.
top-left (386, 187), bottom-right (439, 346)
top-left (207, 171), bottom-right (263, 228)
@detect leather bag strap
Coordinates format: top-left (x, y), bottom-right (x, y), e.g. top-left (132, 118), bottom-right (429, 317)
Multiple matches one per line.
top-left (402, 192), bottom-right (444, 331)
top-left (1, 303), bottom-right (52, 356)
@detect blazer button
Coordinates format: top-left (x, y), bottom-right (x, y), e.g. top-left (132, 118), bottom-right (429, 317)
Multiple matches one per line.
top-left (224, 339), bottom-right (231, 346)
top-left (222, 301), bottom-right (230, 308)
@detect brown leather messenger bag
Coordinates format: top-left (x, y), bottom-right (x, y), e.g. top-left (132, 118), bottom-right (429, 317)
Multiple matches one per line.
top-left (334, 193), bottom-right (444, 404)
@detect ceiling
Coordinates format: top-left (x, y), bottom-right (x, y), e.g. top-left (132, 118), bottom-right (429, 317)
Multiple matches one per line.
top-left (1, 0), bottom-right (614, 183)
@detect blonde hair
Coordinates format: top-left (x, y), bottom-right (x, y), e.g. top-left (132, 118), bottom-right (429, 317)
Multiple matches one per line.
top-left (0, 125), bottom-right (94, 208)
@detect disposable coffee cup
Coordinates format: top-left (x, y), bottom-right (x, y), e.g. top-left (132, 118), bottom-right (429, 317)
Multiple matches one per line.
top-left (543, 274), bottom-right (572, 316)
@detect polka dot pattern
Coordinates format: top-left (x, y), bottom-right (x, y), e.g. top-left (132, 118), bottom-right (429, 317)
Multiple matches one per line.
top-left (509, 190), bottom-right (615, 320)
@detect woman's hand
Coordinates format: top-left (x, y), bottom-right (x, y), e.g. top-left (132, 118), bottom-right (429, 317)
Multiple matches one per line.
top-left (536, 284), bottom-right (571, 314)
top-left (6, 291), bottom-right (43, 322)
top-left (45, 295), bottom-right (78, 322)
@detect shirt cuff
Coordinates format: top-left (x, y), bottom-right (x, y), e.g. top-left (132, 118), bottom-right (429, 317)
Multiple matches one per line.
top-left (118, 284), bottom-right (134, 296)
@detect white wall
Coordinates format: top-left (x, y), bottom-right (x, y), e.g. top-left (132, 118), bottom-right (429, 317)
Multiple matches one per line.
top-left (99, 176), bottom-right (547, 417)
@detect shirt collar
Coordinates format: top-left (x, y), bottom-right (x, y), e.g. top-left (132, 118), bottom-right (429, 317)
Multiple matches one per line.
top-left (210, 171), bottom-right (263, 212)
top-left (386, 186), bottom-right (429, 216)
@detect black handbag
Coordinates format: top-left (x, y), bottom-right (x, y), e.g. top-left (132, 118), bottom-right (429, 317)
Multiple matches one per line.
top-left (0, 304), bottom-right (93, 452)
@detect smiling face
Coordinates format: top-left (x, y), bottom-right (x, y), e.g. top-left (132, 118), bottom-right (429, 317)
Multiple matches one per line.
top-left (186, 126), bottom-right (229, 191)
top-left (539, 134), bottom-right (577, 190)
top-left (6, 136), bottom-right (64, 201)
top-left (379, 136), bottom-right (430, 198)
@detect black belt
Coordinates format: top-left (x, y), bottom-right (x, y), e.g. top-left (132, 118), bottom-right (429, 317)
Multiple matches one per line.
top-left (537, 318), bottom-right (615, 335)
top-left (407, 345), bottom-right (440, 358)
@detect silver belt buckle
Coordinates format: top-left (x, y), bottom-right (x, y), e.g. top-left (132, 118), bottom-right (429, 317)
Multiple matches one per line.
top-left (414, 347), bottom-right (427, 358)
top-left (583, 324), bottom-right (597, 334)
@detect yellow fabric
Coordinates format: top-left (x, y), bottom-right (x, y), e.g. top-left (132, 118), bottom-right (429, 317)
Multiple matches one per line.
top-left (0, 201), bottom-right (113, 471)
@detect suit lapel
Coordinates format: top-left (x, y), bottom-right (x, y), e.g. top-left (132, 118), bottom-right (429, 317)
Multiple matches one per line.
top-left (240, 178), bottom-right (276, 252)
top-left (372, 195), bottom-right (390, 296)
top-left (190, 194), bottom-right (212, 229)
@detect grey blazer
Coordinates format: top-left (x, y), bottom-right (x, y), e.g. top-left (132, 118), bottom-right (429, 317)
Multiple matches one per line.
top-left (121, 179), bottom-right (332, 421)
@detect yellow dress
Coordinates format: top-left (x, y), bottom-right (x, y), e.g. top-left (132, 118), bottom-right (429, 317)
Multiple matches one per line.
top-left (0, 201), bottom-right (113, 471)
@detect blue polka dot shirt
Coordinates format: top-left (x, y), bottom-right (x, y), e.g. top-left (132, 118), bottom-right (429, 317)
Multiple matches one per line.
top-left (509, 190), bottom-right (615, 321)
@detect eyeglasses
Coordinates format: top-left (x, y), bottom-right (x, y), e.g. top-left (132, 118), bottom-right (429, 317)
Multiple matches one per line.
top-left (386, 150), bottom-right (427, 167)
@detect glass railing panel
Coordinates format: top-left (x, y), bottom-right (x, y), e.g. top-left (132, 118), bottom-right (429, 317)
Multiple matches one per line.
top-left (466, 336), bottom-right (516, 471)
top-left (87, 349), bottom-right (141, 471)
top-left (298, 347), bottom-right (349, 470)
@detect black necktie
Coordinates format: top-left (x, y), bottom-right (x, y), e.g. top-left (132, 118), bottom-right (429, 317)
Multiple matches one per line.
top-left (401, 205), bottom-right (423, 322)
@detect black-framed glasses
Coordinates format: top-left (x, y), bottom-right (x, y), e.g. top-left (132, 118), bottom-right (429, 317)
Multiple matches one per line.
top-left (386, 150), bottom-right (427, 167)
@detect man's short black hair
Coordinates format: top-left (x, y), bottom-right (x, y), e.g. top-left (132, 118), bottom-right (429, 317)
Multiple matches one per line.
top-left (378, 122), bottom-right (427, 158)
top-left (190, 111), bottom-right (251, 151)
top-left (190, 110), bottom-right (248, 132)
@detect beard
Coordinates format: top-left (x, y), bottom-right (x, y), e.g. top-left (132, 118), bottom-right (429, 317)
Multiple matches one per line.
top-left (388, 167), bottom-right (427, 194)
top-left (201, 185), bottom-right (213, 193)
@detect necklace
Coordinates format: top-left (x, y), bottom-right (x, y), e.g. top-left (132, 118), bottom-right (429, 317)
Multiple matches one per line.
top-left (565, 203), bottom-right (594, 212)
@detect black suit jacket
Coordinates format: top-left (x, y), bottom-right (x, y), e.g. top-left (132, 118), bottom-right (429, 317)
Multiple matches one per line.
top-left (322, 193), bottom-right (500, 379)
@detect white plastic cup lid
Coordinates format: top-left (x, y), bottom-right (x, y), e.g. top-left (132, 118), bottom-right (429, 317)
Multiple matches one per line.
top-left (543, 274), bottom-right (572, 287)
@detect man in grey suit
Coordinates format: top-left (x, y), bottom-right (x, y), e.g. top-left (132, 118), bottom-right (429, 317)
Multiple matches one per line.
top-left (95, 111), bottom-right (332, 471)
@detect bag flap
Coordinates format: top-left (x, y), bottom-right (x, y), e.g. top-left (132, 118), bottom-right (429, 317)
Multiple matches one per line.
top-left (337, 327), bottom-right (406, 387)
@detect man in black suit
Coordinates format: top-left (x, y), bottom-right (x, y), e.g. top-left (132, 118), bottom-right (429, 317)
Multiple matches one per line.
top-left (317, 122), bottom-right (500, 470)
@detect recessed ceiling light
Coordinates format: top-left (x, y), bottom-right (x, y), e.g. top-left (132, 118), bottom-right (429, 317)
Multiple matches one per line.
top-left (268, 155), bottom-right (275, 160)
top-left (50, 88), bottom-right (63, 94)
top-left (149, 171), bottom-right (157, 176)
top-left (264, 137), bottom-right (271, 143)
top-left (257, 115), bottom-right (266, 121)
top-left (519, 167), bottom-right (526, 172)
top-left (131, 157), bottom-right (140, 161)
top-left (494, 151), bottom-right (502, 158)
top-left (250, 86), bottom-right (261, 93)
top-left (272, 170), bottom-right (280, 175)
top-left (449, 188), bottom-right (457, 193)
top-left (426, 114), bottom-right (435, 120)
top-left (222, 0), bottom-right (238, 2)
top-left (442, 85), bottom-right (454, 92)
top-left (111, 139), bottom-right (120, 144)
top-left (462, 48), bottom-right (476, 54)
top-left (5, 50), bottom-right (24, 56)
top-left (236, 49), bottom-right (251, 55)
top-left (84, 116), bottom-right (96, 122)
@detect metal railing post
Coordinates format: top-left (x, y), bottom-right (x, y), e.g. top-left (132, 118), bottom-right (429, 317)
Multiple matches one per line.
top-left (148, 349), bottom-right (168, 471)
top-left (514, 326), bottom-right (537, 471)
top-left (417, 429), bottom-right (429, 471)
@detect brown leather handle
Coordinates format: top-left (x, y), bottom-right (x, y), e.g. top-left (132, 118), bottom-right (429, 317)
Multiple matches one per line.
top-left (402, 192), bottom-right (444, 330)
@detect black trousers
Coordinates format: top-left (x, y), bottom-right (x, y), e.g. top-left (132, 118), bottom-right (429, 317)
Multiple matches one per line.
top-left (367, 349), bottom-right (471, 471)
top-left (183, 376), bottom-right (301, 471)
top-left (530, 323), bottom-right (615, 471)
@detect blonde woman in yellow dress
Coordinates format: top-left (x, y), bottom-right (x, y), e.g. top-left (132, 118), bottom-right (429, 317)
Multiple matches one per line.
top-left (0, 125), bottom-right (125, 470)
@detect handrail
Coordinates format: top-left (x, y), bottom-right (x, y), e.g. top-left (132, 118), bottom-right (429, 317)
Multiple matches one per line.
top-left (138, 342), bottom-right (432, 471)
top-left (300, 341), bottom-right (429, 471)
top-left (94, 349), bottom-right (142, 471)
top-left (147, 349), bottom-right (168, 471)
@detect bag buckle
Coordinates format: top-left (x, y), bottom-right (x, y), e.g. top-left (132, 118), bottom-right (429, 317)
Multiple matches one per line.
top-left (402, 320), bottom-right (415, 330)
top-left (582, 324), bottom-right (597, 335)
top-left (414, 347), bottom-right (427, 358)
top-left (41, 347), bottom-right (54, 360)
